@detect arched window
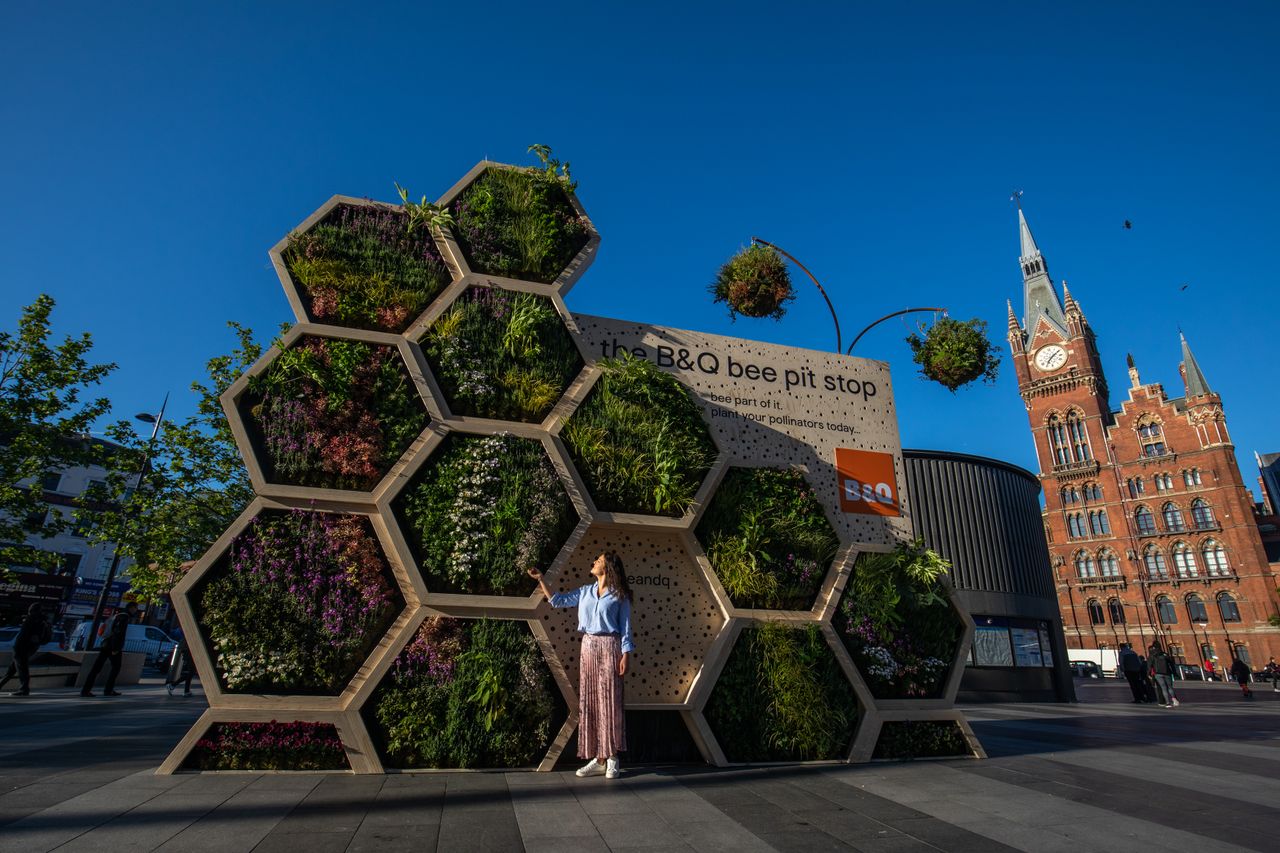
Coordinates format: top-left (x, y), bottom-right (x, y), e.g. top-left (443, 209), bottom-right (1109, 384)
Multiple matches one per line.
top-left (1082, 483), bottom-right (1102, 502)
top-left (1098, 549), bottom-right (1120, 578)
top-left (1088, 510), bottom-right (1111, 535)
top-left (1156, 595), bottom-right (1177, 624)
top-left (1075, 550), bottom-right (1096, 579)
top-left (1217, 593), bottom-right (1241, 623)
top-left (1172, 542), bottom-right (1198, 578)
top-left (1191, 499), bottom-right (1216, 529)
top-left (1186, 593), bottom-right (1208, 623)
top-left (1183, 468), bottom-right (1202, 487)
top-left (1067, 411), bottom-right (1092, 461)
top-left (1067, 513), bottom-right (1086, 538)
top-left (1127, 477), bottom-right (1145, 498)
top-left (1108, 598), bottom-right (1125, 624)
top-left (1162, 502), bottom-right (1186, 532)
top-left (1202, 539), bottom-right (1229, 577)
top-left (1155, 472), bottom-right (1173, 492)
top-left (1087, 600), bottom-right (1105, 625)
top-left (1047, 415), bottom-right (1070, 465)
top-left (1138, 419), bottom-right (1167, 457)
top-left (1134, 506), bottom-right (1156, 535)
top-left (1143, 545), bottom-right (1169, 580)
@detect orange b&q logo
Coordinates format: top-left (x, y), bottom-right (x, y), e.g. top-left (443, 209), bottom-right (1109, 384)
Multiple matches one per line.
top-left (835, 448), bottom-right (900, 516)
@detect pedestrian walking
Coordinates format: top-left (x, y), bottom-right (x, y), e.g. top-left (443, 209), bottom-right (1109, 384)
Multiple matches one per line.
top-left (0, 604), bottom-right (52, 696)
top-left (165, 631), bottom-right (196, 696)
top-left (529, 551), bottom-right (633, 780)
top-left (1148, 643), bottom-right (1180, 707)
top-left (1264, 656), bottom-right (1280, 693)
top-left (1230, 655), bottom-right (1253, 699)
top-left (1119, 646), bottom-right (1147, 703)
top-left (80, 602), bottom-right (137, 697)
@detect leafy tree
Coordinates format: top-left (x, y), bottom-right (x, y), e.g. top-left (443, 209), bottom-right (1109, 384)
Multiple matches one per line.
top-left (79, 324), bottom-right (262, 601)
top-left (0, 296), bottom-right (115, 578)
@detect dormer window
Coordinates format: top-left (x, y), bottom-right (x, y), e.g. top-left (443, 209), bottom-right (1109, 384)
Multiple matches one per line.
top-left (1138, 420), bottom-right (1167, 457)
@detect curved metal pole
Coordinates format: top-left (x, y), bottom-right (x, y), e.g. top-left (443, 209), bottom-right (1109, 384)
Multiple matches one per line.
top-left (750, 237), bottom-right (842, 353)
top-left (846, 307), bottom-right (948, 355)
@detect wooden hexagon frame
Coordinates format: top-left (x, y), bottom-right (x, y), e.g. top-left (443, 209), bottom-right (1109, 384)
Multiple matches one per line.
top-left (161, 158), bottom-right (982, 774)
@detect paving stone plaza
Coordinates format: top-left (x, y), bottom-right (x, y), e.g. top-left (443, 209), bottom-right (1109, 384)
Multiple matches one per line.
top-left (4, 679), bottom-right (1280, 852)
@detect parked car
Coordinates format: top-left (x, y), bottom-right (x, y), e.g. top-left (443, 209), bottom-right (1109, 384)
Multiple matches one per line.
top-left (0, 626), bottom-right (67, 653)
top-left (1069, 660), bottom-right (1103, 678)
top-left (68, 621), bottom-right (176, 664)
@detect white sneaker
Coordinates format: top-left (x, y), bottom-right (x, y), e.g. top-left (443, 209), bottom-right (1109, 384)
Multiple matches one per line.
top-left (605, 758), bottom-right (620, 779)
top-left (166, 683), bottom-right (175, 696)
top-left (576, 759), bottom-right (605, 777)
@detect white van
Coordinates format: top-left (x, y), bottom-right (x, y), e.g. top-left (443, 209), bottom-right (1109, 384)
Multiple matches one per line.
top-left (69, 621), bottom-right (177, 664)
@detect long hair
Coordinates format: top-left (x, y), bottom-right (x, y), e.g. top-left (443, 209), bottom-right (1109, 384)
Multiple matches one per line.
top-left (601, 550), bottom-right (632, 601)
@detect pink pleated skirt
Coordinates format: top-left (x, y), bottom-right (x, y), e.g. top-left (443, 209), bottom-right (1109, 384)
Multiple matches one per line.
top-left (578, 633), bottom-right (626, 758)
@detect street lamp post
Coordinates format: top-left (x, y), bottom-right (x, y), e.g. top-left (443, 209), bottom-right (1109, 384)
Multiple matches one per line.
top-left (85, 396), bottom-right (167, 651)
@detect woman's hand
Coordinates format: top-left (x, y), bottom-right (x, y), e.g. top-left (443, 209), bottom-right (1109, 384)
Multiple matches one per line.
top-left (526, 567), bottom-right (542, 580)
top-left (617, 652), bottom-right (628, 677)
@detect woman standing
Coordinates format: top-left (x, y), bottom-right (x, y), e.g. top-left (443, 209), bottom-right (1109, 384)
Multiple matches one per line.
top-left (529, 551), bottom-right (633, 779)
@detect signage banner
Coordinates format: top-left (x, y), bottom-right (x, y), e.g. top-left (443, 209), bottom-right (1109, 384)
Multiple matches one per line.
top-left (0, 571), bottom-right (73, 611)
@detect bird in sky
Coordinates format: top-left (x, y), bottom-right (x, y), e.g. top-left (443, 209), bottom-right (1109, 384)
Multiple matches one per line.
top-left (1123, 220), bottom-right (1132, 229)
top-left (1180, 284), bottom-right (1190, 291)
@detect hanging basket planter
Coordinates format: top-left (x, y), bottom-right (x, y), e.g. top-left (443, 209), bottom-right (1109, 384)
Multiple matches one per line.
top-left (905, 317), bottom-right (1000, 392)
top-left (710, 244), bottom-right (795, 321)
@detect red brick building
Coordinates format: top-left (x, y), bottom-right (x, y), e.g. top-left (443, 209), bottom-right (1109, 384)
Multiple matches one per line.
top-left (1007, 208), bottom-right (1280, 673)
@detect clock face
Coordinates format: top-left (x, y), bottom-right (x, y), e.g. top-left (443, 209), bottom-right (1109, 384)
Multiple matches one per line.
top-left (1035, 345), bottom-right (1067, 371)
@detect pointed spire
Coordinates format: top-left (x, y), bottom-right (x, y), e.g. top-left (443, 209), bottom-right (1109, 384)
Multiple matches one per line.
top-left (1062, 280), bottom-right (1078, 314)
top-left (1127, 352), bottom-right (1141, 388)
top-left (1018, 208), bottom-right (1041, 262)
top-left (1180, 331), bottom-right (1212, 397)
top-left (1007, 299), bottom-right (1019, 329)
top-left (1016, 205), bottom-right (1069, 340)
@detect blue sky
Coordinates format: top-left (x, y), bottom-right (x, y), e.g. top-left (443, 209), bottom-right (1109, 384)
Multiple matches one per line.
top-left (3, 2), bottom-right (1277, 496)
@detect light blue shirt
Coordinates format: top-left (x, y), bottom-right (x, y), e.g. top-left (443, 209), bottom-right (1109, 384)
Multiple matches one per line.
top-left (550, 583), bottom-right (634, 653)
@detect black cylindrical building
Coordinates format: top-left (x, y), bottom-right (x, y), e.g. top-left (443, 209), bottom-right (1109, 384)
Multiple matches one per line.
top-left (904, 449), bottom-right (1074, 702)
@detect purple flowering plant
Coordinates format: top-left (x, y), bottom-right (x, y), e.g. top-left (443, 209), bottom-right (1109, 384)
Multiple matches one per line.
top-left (187, 720), bottom-right (349, 771)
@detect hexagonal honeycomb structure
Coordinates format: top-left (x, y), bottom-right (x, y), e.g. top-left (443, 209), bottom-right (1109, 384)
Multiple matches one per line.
top-left (160, 157), bottom-right (982, 775)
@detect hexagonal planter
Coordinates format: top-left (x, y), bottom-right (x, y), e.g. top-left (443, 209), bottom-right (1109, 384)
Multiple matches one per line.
top-left (272, 197), bottom-right (454, 333)
top-left (235, 333), bottom-right (431, 492)
top-left (694, 466), bottom-right (840, 612)
top-left (392, 432), bottom-right (580, 597)
top-left (361, 615), bottom-right (568, 769)
top-left (441, 162), bottom-right (597, 288)
top-left (182, 720), bottom-right (351, 771)
top-left (832, 544), bottom-right (967, 701)
top-left (561, 355), bottom-right (718, 519)
top-left (192, 508), bottom-right (405, 696)
top-left (871, 720), bottom-right (972, 760)
top-left (418, 284), bottom-right (585, 423)
top-left (703, 622), bottom-right (860, 762)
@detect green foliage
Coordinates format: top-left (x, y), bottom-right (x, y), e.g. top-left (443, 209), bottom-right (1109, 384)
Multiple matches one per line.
top-left (395, 433), bottom-right (577, 595)
top-left (369, 618), bottom-right (563, 768)
top-left (0, 295), bottom-right (116, 578)
top-left (394, 182), bottom-right (455, 232)
top-left (905, 317), bottom-right (1000, 392)
top-left (283, 203), bottom-right (451, 332)
top-left (834, 540), bottom-right (963, 699)
top-left (422, 287), bottom-right (583, 422)
top-left (185, 721), bottom-right (350, 771)
top-left (562, 354), bottom-right (716, 517)
top-left (705, 623), bottom-right (858, 762)
top-left (872, 721), bottom-right (969, 760)
top-left (710, 244), bottom-right (795, 321)
top-left (450, 148), bottom-right (589, 284)
top-left (696, 467), bottom-right (839, 610)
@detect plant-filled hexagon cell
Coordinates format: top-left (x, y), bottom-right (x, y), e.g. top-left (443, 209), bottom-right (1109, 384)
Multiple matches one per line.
top-left (562, 354), bottom-right (717, 517)
top-left (239, 335), bottom-right (429, 491)
top-left (363, 616), bottom-right (566, 769)
top-left (705, 623), bottom-right (860, 762)
top-left (393, 432), bottom-right (578, 596)
top-left (420, 285), bottom-right (584, 422)
top-left (281, 202), bottom-right (452, 333)
top-left (833, 542), bottom-right (965, 700)
top-left (195, 509), bottom-right (403, 695)
top-left (449, 164), bottom-right (590, 284)
top-left (872, 720), bottom-right (970, 760)
top-left (695, 467), bottom-right (840, 611)
top-left (183, 721), bottom-right (350, 771)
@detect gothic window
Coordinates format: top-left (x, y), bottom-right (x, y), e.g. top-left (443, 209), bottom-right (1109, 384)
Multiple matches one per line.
top-left (1088, 510), bottom-right (1111, 535)
top-left (1143, 545), bottom-right (1169, 580)
top-left (1217, 593), bottom-right (1241, 623)
top-left (1186, 594), bottom-right (1208, 623)
top-left (1067, 513), bottom-right (1086, 538)
top-left (1191, 499), bottom-right (1216, 529)
top-left (1127, 477), bottom-right (1145, 498)
top-left (1081, 483), bottom-right (1102, 502)
top-left (1183, 468), bottom-right (1202, 487)
top-left (1162, 502), bottom-right (1186, 532)
top-left (1067, 411), bottom-right (1092, 461)
top-left (1156, 595), bottom-right (1177, 624)
top-left (1075, 550), bottom-right (1096, 579)
top-left (1108, 598), bottom-right (1125, 624)
top-left (1138, 419), bottom-right (1167, 457)
top-left (1098, 549), bottom-right (1120, 578)
top-left (1173, 542), bottom-right (1198, 579)
top-left (1201, 539), bottom-right (1229, 577)
top-left (1047, 415), bottom-right (1071, 465)
top-left (1060, 486), bottom-right (1080, 505)
top-left (1154, 472), bottom-right (1174, 491)
top-left (1134, 506), bottom-right (1156, 535)
top-left (1087, 600), bottom-right (1106, 625)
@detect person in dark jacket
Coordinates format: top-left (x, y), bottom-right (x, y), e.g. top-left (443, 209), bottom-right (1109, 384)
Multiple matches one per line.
top-left (1, 604), bottom-right (52, 696)
top-left (165, 631), bottom-right (196, 697)
top-left (80, 602), bottom-right (137, 697)
top-left (1148, 643), bottom-right (1179, 707)
top-left (1266, 657), bottom-right (1280, 693)
top-left (1119, 646), bottom-right (1147, 702)
top-left (1230, 655), bottom-right (1253, 698)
